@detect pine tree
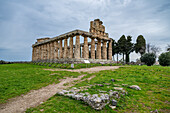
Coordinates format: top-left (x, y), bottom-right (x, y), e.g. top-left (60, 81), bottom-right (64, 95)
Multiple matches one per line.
top-left (135, 35), bottom-right (146, 56)
top-left (117, 35), bottom-right (126, 62)
top-left (124, 36), bottom-right (134, 63)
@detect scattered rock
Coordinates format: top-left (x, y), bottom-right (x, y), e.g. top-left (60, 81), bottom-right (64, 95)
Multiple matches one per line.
top-left (111, 79), bottom-right (115, 82)
top-left (150, 109), bottom-right (158, 113)
top-left (114, 87), bottom-right (123, 91)
top-left (104, 83), bottom-right (111, 85)
top-left (114, 84), bottom-right (121, 87)
top-left (122, 84), bottom-right (128, 86)
top-left (110, 99), bottom-right (117, 106)
top-left (99, 90), bottom-right (107, 93)
top-left (40, 109), bottom-right (44, 112)
top-left (57, 89), bottom-right (110, 110)
top-left (57, 84), bottom-right (129, 111)
top-left (109, 91), bottom-right (119, 96)
top-left (96, 84), bottom-right (104, 87)
top-left (129, 85), bottom-right (141, 90)
top-left (109, 105), bottom-right (116, 109)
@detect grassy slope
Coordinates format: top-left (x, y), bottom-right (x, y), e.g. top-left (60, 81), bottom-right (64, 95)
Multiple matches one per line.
top-left (0, 63), bottom-right (81, 103)
top-left (26, 66), bottom-right (170, 113)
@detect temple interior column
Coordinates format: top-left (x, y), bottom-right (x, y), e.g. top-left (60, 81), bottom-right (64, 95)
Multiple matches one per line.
top-left (59, 39), bottom-right (63, 58)
top-left (74, 35), bottom-right (80, 59)
top-left (69, 36), bottom-right (73, 58)
top-left (83, 36), bottom-right (89, 59)
top-left (81, 46), bottom-right (84, 58)
top-left (63, 38), bottom-right (68, 58)
top-left (96, 39), bottom-right (101, 59)
top-left (108, 40), bottom-right (112, 60)
top-left (91, 38), bottom-right (95, 59)
top-left (102, 40), bottom-right (107, 59)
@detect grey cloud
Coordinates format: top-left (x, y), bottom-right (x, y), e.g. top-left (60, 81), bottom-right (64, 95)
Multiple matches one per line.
top-left (0, 0), bottom-right (170, 61)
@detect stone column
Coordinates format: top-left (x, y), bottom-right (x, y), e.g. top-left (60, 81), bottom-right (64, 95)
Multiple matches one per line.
top-left (51, 42), bottom-right (54, 61)
top-left (42, 44), bottom-right (45, 60)
top-left (91, 38), bottom-right (95, 59)
top-left (63, 38), bottom-right (68, 58)
top-left (74, 35), bottom-right (80, 59)
top-left (59, 39), bottom-right (63, 59)
top-left (39, 45), bottom-right (42, 61)
top-left (47, 43), bottom-right (50, 60)
top-left (32, 47), bottom-right (35, 61)
top-left (96, 39), bottom-right (101, 59)
top-left (54, 40), bottom-right (58, 59)
top-left (83, 36), bottom-right (89, 59)
top-left (67, 47), bottom-right (70, 58)
top-left (102, 40), bottom-right (107, 59)
top-left (69, 36), bottom-right (73, 58)
top-left (108, 40), bottom-right (112, 60)
top-left (36, 46), bottom-right (38, 61)
top-left (45, 44), bottom-right (47, 60)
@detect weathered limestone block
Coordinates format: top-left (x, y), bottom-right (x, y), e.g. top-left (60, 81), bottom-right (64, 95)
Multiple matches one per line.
top-left (96, 39), bottom-right (101, 59)
top-left (91, 38), bottom-right (95, 59)
top-left (83, 36), bottom-right (89, 59)
top-left (64, 38), bottom-right (68, 58)
top-left (69, 36), bottom-right (73, 58)
top-left (74, 35), bottom-right (80, 59)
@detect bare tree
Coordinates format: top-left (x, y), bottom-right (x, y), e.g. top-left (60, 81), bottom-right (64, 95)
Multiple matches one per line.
top-left (146, 43), bottom-right (161, 56)
top-left (166, 44), bottom-right (170, 52)
top-left (146, 43), bottom-right (151, 53)
top-left (150, 45), bottom-right (161, 56)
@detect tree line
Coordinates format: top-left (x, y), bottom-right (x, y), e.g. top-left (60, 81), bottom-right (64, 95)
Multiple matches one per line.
top-left (111, 35), bottom-right (170, 66)
top-left (111, 35), bottom-right (146, 63)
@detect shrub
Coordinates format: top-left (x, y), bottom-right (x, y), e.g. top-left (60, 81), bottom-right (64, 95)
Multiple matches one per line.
top-left (140, 53), bottom-right (156, 66)
top-left (159, 52), bottom-right (170, 66)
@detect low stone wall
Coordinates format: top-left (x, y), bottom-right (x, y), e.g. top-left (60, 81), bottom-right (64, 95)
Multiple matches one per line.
top-left (33, 58), bottom-right (115, 64)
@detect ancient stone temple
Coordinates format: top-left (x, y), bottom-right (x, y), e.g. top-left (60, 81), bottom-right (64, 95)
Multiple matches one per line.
top-left (32, 19), bottom-right (113, 63)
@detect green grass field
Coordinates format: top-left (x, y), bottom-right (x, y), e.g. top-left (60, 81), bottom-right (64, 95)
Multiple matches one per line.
top-left (0, 64), bottom-right (169, 112)
top-left (0, 63), bottom-right (81, 103)
top-left (26, 65), bottom-right (170, 113)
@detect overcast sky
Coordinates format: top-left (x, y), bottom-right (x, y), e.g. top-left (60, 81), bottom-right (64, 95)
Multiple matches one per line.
top-left (0, 0), bottom-right (170, 61)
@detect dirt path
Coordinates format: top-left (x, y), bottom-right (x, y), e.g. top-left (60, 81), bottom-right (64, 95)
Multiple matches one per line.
top-left (0, 66), bottom-right (120, 113)
top-left (0, 75), bottom-right (89, 113)
top-left (44, 66), bottom-right (121, 73)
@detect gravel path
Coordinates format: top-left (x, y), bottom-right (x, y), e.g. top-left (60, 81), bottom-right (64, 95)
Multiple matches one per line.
top-left (0, 66), bottom-right (120, 113)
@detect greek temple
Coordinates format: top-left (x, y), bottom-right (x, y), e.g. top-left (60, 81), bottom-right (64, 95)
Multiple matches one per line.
top-left (32, 19), bottom-right (113, 63)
